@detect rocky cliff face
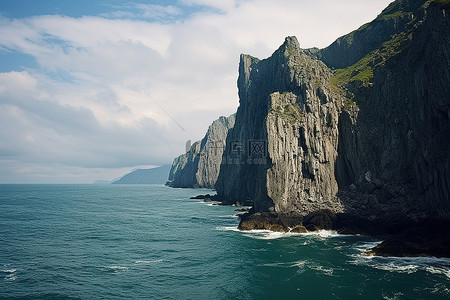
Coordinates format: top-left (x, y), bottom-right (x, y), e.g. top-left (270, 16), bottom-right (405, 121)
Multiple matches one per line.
top-left (167, 141), bottom-right (202, 188)
top-left (215, 37), bottom-right (346, 213)
top-left (335, 0), bottom-right (450, 219)
top-left (265, 89), bottom-right (344, 214)
top-left (196, 115), bottom-right (236, 188)
top-left (167, 114), bottom-right (235, 188)
top-left (217, 0), bottom-right (449, 222)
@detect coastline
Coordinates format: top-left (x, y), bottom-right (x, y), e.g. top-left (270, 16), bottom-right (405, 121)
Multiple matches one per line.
top-left (191, 193), bottom-right (450, 259)
top-left (236, 209), bottom-right (450, 258)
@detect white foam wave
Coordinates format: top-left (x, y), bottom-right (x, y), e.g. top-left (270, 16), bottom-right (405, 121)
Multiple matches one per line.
top-left (216, 226), bottom-right (348, 240)
top-left (300, 230), bottom-right (344, 238)
top-left (3, 268), bottom-right (18, 281)
top-left (382, 291), bottom-right (404, 300)
top-left (353, 241), bottom-right (383, 254)
top-left (424, 283), bottom-right (450, 295)
top-left (246, 229), bottom-right (345, 240)
top-left (134, 259), bottom-right (163, 265)
top-left (216, 226), bottom-right (240, 232)
top-left (5, 274), bottom-right (17, 281)
top-left (259, 262), bottom-right (293, 268)
top-left (257, 259), bottom-right (336, 277)
top-left (216, 215), bottom-right (239, 219)
top-left (292, 260), bottom-right (307, 268)
top-left (194, 201), bottom-right (222, 207)
top-left (374, 261), bottom-right (420, 274)
top-left (241, 229), bottom-right (287, 240)
top-left (103, 265), bottom-right (128, 273)
top-left (351, 252), bottom-right (450, 279)
top-left (309, 265), bottom-right (334, 276)
top-left (250, 248), bottom-right (268, 252)
top-left (291, 260), bottom-right (335, 276)
top-left (425, 266), bottom-right (450, 279)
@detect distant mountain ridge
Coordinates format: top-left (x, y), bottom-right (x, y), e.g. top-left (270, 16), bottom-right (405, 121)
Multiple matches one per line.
top-left (112, 165), bottom-right (171, 184)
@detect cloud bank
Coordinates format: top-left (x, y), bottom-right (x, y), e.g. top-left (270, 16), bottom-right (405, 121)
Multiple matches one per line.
top-left (0, 0), bottom-right (392, 183)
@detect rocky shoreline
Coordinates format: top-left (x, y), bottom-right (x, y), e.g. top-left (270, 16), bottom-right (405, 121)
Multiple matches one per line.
top-left (191, 192), bottom-right (450, 258)
top-left (238, 209), bottom-right (450, 258)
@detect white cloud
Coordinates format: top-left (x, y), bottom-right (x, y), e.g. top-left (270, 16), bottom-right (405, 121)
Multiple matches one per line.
top-left (0, 0), bottom-right (393, 182)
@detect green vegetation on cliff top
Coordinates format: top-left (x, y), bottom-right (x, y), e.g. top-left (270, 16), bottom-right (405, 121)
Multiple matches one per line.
top-left (330, 0), bottom-right (449, 94)
top-left (376, 11), bottom-right (408, 20)
top-left (330, 30), bottom-right (413, 91)
top-left (336, 0), bottom-right (415, 47)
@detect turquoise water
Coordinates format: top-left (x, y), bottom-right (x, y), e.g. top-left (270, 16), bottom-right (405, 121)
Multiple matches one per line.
top-left (0, 184), bottom-right (449, 299)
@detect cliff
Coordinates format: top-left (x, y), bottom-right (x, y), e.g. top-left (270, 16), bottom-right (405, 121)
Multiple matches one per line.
top-left (215, 37), bottom-right (345, 212)
top-left (167, 141), bottom-right (202, 188)
top-left (167, 0), bottom-right (450, 256)
top-left (216, 0), bottom-right (449, 231)
top-left (167, 114), bottom-right (235, 188)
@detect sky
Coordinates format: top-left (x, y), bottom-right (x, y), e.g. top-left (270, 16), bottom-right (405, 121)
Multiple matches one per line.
top-left (0, 0), bottom-right (393, 183)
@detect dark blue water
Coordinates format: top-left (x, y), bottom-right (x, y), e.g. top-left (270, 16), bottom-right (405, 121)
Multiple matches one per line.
top-left (0, 184), bottom-right (449, 299)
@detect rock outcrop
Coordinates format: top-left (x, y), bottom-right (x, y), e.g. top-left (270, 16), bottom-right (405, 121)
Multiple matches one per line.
top-left (167, 114), bottom-right (235, 188)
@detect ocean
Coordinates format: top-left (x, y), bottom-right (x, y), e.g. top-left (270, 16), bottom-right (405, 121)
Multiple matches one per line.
top-left (0, 184), bottom-right (449, 299)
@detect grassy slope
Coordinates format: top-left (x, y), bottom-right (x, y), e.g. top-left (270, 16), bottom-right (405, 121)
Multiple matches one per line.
top-left (330, 0), bottom-right (448, 96)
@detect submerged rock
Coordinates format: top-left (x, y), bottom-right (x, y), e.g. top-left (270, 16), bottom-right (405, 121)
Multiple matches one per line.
top-left (302, 209), bottom-right (336, 231)
top-left (289, 225), bottom-right (308, 233)
top-left (238, 212), bottom-right (303, 232)
top-left (367, 221), bottom-right (450, 258)
top-left (190, 194), bottom-right (212, 199)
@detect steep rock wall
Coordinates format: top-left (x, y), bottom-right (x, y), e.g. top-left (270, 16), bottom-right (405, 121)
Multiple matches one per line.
top-left (196, 115), bottom-right (236, 188)
top-left (336, 1), bottom-right (450, 219)
top-left (167, 141), bottom-right (202, 188)
top-left (265, 90), bottom-right (344, 214)
top-left (167, 114), bottom-right (235, 188)
top-left (216, 37), bottom-right (345, 214)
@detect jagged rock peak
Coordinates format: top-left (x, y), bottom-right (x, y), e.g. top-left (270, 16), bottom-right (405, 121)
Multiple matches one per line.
top-left (239, 36), bottom-right (302, 72)
top-left (279, 36), bottom-right (302, 53)
top-left (239, 36), bottom-right (301, 65)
